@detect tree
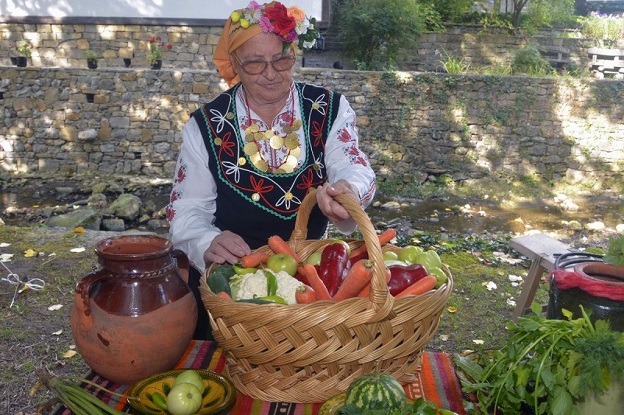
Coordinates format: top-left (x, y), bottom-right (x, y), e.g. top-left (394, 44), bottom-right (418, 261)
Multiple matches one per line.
top-left (337, 0), bottom-right (427, 70)
top-left (508, 0), bottom-right (575, 30)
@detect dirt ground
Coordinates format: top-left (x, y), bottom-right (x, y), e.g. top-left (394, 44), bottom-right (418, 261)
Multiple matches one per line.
top-left (0, 179), bottom-right (620, 415)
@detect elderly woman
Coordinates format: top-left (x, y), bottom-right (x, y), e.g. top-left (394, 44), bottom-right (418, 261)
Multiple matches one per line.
top-left (167, 1), bottom-right (376, 338)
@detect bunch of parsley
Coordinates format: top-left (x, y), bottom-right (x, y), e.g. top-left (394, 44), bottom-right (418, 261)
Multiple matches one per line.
top-left (456, 304), bottom-right (624, 415)
top-left (604, 235), bottom-right (624, 267)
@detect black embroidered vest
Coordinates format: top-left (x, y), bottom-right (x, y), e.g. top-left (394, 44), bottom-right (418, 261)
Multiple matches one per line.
top-left (192, 83), bottom-right (341, 249)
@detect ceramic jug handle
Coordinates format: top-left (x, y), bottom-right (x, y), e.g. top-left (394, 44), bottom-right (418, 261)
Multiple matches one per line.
top-left (74, 270), bottom-right (107, 331)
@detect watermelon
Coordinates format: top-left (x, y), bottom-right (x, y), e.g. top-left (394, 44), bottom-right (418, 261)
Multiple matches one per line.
top-left (344, 372), bottom-right (406, 412)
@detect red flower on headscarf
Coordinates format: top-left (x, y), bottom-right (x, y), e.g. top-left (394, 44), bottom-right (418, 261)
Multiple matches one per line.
top-left (264, 2), bottom-right (296, 38)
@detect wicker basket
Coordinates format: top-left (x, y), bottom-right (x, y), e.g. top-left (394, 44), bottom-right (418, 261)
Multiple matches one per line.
top-left (200, 188), bottom-right (453, 403)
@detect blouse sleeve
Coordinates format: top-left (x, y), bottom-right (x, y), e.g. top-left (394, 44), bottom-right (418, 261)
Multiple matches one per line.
top-left (324, 94), bottom-right (376, 232)
top-left (166, 117), bottom-right (220, 272)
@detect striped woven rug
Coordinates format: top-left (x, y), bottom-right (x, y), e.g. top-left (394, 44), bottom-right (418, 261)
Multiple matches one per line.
top-left (53, 340), bottom-right (466, 414)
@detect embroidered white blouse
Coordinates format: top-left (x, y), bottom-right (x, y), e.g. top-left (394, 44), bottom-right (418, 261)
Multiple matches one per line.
top-left (167, 83), bottom-right (376, 271)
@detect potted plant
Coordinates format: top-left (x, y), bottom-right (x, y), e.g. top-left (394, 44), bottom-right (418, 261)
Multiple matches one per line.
top-left (455, 304), bottom-right (624, 415)
top-left (10, 39), bottom-right (32, 67)
top-left (147, 35), bottom-right (172, 69)
top-left (84, 49), bottom-right (99, 69)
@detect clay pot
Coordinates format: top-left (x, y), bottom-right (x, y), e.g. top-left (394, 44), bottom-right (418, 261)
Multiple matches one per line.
top-left (549, 262), bottom-right (624, 331)
top-left (574, 262), bottom-right (624, 282)
top-left (71, 235), bottom-right (197, 385)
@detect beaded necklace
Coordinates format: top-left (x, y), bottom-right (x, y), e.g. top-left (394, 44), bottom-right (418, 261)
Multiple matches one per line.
top-left (241, 87), bottom-right (302, 174)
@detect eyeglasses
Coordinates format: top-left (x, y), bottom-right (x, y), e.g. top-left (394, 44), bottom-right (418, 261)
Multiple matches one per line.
top-left (233, 53), bottom-right (296, 75)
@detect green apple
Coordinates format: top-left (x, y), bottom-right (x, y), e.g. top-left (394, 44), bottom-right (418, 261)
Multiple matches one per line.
top-left (397, 245), bottom-right (423, 264)
top-left (266, 253), bottom-right (298, 276)
top-left (382, 251), bottom-right (399, 261)
top-left (173, 369), bottom-right (205, 394)
top-left (305, 250), bottom-right (323, 266)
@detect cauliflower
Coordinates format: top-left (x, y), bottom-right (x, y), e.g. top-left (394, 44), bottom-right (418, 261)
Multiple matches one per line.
top-left (231, 269), bottom-right (303, 304)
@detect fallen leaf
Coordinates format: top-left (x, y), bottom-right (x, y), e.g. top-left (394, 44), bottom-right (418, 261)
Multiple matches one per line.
top-left (0, 242), bottom-right (10, 248)
top-left (52, 329), bottom-right (63, 336)
top-left (447, 306), bottom-right (457, 313)
top-left (473, 339), bottom-right (485, 345)
top-left (508, 274), bottom-right (523, 282)
top-left (70, 247), bottom-right (86, 253)
top-left (24, 249), bottom-right (37, 257)
top-left (484, 281), bottom-right (497, 291)
top-left (73, 227), bottom-right (86, 234)
top-left (63, 350), bottom-right (78, 358)
top-left (48, 304), bottom-right (63, 311)
top-left (0, 253), bottom-right (13, 262)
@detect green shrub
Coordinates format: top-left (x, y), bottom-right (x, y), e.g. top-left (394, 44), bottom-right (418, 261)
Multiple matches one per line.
top-left (439, 51), bottom-right (471, 74)
top-left (580, 12), bottom-right (624, 41)
top-left (511, 45), bottom-right (553, 76)
top-left (337, 0), bottom-right (426, 70)
top-left (420, 0), bottom-right (476, 24)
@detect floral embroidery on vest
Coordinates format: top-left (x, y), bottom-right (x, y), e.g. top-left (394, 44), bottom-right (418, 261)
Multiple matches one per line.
top-left (194, 83), bottom-right (339, 220)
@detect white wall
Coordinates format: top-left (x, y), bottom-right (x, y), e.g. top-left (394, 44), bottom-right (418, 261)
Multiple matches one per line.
top-left (1, 0), bottom-right (323, 21)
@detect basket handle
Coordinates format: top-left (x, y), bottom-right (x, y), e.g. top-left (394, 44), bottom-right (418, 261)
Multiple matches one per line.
top-left (289, 188), bottom-right (394, 316)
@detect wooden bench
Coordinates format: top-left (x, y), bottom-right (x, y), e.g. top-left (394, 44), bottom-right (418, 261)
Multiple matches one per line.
top-left (588, 47), bottom-right (624, 77)
top-left (509, 234), bottom-right (574, 319)
top-left (538, 45), bottom-right (571, 69)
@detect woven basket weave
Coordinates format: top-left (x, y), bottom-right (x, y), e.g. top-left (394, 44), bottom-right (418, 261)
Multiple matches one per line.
top-left (200, 188), bottom-right (452, 403)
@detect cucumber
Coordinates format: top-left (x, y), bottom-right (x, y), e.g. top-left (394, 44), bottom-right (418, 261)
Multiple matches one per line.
top-left (207, 264), bottom-right (234, 296)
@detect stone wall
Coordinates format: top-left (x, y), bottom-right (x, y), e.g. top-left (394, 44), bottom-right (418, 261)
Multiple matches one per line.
top-left (1, 22), bottom-right (222, 70)
top-left (3, 22), bottom-right (620, 72)
top-left (1, 66), bottom-right (623, 189)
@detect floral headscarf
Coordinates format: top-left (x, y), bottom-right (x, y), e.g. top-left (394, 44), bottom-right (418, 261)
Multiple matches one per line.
top-left (213, 1), bottom-right (319, 87)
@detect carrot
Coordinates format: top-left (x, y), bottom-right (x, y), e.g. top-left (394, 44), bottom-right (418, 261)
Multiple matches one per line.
top-left (299, 264), bottom-right (331, 301)
top-left (333, 259), bottom-right (374, 301)
top-left (295, 284), bottom-right (317, 304)
top-left (239, 251), bottom-right (271, 268)
top-left (357, 268), bottom-right (391, 297)
top-left (395, 275), bottom-right (437, 298)
top-left (217, 291), bottom-right (233, 300)
top-left (267, 235), bottom-right (302, 263)
top-left (349, 228), bottom-right (397, 261)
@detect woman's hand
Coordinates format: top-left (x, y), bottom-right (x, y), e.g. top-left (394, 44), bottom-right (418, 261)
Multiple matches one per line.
top-left (316, 180), bottom-right (360, 223)
top-left (203, 230), bottom-right (251, 265)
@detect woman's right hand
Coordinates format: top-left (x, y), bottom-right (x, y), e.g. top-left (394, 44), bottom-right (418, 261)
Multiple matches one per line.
top-left (203, 230), bottom-right (251, 265)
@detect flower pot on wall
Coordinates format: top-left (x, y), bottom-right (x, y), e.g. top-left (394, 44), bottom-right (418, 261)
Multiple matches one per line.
top-left (150, 60), bottom-right (162, 70)
top-left (123, 58), bottom-right (132, 67)
top-left (87, 59), bottom-right (98, 69)
top-left (16, 56), bottom-right (27, 67)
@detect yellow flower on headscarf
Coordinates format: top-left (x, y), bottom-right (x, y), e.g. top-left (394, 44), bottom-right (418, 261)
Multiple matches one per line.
top-left (287, 6), bottom-right (306, 23)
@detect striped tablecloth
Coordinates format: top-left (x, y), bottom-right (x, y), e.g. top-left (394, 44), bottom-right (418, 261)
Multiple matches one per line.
top-left (53, 340), bottom-right (466, 414)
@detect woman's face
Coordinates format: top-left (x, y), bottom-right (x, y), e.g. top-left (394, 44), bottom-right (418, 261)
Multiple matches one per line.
top-left (232, 32), bottom-right (294, 106)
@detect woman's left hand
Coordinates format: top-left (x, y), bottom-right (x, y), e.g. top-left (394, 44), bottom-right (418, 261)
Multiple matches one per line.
top-left (316, 180), bottom-right (360, 223)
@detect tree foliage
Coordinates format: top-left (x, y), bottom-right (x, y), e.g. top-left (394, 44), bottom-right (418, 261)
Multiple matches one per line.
top-left (336, 0), bottom-right (427, 70)
top-left (508, 0), bottom-right (575, 32)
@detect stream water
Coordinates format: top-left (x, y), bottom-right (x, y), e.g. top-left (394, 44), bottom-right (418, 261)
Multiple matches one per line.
top-left (1, 182), bottom-right (623, 237)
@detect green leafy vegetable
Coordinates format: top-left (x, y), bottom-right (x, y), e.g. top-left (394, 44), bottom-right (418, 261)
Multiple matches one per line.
top-left (457, 303), bottom-right (624, 415)
top-left (603, 235), bottom-right (624, 266)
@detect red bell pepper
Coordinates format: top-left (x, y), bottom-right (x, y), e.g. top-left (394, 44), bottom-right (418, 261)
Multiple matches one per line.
top-left (387, 264), bottom-right (429, 296)
top-left (318, 242), bottom-right (351, 297)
